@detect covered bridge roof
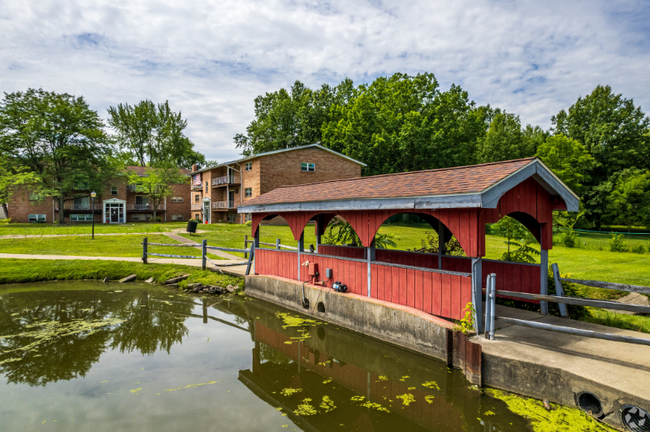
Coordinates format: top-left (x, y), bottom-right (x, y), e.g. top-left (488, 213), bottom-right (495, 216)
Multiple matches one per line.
top-left (238, 158), bottom-right (579, 213)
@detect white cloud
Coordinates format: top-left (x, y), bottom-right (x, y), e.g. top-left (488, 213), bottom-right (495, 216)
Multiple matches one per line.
top-left (1, 0), bottom-right (649, 161)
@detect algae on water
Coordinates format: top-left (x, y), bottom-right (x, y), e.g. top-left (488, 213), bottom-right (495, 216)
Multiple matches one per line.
top-left (486, 389), bottom-right (617, 432)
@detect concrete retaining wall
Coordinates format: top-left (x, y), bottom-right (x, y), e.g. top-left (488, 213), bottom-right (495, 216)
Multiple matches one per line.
top-left (245, 275), bottom-right (453, 363)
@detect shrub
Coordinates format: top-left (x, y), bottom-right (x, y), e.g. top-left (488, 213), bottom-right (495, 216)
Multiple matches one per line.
top-left (609, 233), bottom-right (629, 252)
top-left (632, 244), bottom-right (646, 254)
top-left (560, 230), bottom-right (578, 248)
top-left (244, 220), bottom-right (252, 227)
top-left (0, 218), bottom-right (11, 224)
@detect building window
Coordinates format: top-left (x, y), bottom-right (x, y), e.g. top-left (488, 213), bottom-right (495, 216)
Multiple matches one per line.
top-left (244, 213), bottom-right (252, 222)
top-left (70, 214), bottom-right (93, 222)
top-left (171, 196), bottom-right (184, 203)
top-left (245, 188), bottom-right (252, 197)
top-left (245, 162), bottom-right (252, 171)
top-left (171, 214), bottom-right (184, 221)
top-left (111, 185), bottom-right (118, 195)
top-left (28, 192), bottom-right (41, 201)
top-left (74, 180), bottom-right (89, 190)
top-left (301, 162), bottom-right (315, 172)
top-left (205, 181), bottom-right (208, 193)
top-left (28, 214), bottom-right (46, 223)
top-left (194, 195), bottom-right (200, 202)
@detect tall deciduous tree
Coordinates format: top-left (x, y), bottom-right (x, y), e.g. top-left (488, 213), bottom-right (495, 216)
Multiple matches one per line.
top-left (126, 165), bottom-right (187, 221)
top-left (552, 85), bottom-right (650, 228)
top-left (0, 88), bottom-right (114, 223)
top-left (476, 112), bottom-right (540, 163)
top-left (0, 155), bottom-right (48, 219)
top-left (234, 79), bottom-right (357, 155)
top-left (535, 134), bottom-right (593, 194)
top-left (108, 100), bottom-right (204, 168)
top-left (322, 74), bottom-right (485, 175)
top-left (604, 168), bottom-right (650, 230)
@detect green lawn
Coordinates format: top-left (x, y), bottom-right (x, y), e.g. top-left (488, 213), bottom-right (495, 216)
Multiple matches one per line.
top-left (0, 233), bottom-right (232, 260)
top-left (0, 222), bottom-right (188, 236)
top-left (1, 220), bottom-right (649, 333)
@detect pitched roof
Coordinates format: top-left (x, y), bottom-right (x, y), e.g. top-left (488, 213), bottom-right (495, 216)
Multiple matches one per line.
top-left (238, 158), bottom-right (580, 212)
top-left (191, 144), bottom-right (366, 174)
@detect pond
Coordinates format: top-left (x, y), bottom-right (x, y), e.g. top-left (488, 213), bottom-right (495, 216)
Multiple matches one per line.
top-left (0, 281), bottom-right (532, 431)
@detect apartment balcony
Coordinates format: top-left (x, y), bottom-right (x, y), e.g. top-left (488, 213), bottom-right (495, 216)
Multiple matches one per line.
top-left (191, 203), bottom-right (203, 210)
top-left (211, 176), bottom-right (240, 187)
top-left (126, 204), bottom-right (166, 211)
top-left (211, 201), bottom-right (236, 210)
top-left (63, 203), bottom-right (102, 211)
top-left (191, 184), bottom-right (203, 191)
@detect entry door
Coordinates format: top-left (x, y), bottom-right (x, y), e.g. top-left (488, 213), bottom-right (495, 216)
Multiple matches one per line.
top-left (110, 207), bottom-right (119, 223)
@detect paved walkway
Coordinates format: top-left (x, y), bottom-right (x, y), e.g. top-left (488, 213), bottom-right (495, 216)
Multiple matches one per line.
top-left (161, 232), bottom-right (242, 260)
top-left (0, 253), bottom-right (250, 277)
top-left (475, 303), bottom-right (650, 409)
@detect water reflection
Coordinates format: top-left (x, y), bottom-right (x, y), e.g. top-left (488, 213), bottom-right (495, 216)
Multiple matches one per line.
top-left (0, 286), bottom-right (193, 386)
top-left (0, 282), bottom-right (530, 431)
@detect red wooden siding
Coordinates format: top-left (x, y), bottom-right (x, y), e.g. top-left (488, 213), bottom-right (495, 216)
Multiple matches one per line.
top-left (256, 248), bottom-right (471, 321)
top-left (483, 260), bottom-right (541, 303)
top-left (318, 244), bottom-right (365, 259)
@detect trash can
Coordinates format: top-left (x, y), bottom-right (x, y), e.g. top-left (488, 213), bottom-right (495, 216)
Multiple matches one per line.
top-left (186, 220), bottom-right (198, 233)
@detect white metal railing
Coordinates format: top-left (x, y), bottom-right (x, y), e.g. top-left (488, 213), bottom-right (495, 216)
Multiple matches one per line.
top-left (212, 175), bottom-right (239, 186)
top-left (211, 201), bottom-right (236, 209)
top-left (126, 204), bottom-right (165, 211)
top-left (191, 184), bottom-right (203, 190)
top-left (63, 203), bottom-right (102, 210)
top-left (191, 203), bottom-right (203, 210)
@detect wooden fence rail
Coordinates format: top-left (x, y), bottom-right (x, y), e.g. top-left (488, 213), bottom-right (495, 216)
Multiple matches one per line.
top-left (141, 237), bottom-right (255, 275)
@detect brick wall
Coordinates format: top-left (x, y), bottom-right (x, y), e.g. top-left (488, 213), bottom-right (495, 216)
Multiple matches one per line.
top-left (259, 148), bottom-right (362, 195)
top-left (7, 188), bottom-right (56, 223)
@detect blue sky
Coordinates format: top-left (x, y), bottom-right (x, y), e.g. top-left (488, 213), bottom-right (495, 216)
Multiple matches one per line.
top-left (1, 0), bottom-right (649, 162)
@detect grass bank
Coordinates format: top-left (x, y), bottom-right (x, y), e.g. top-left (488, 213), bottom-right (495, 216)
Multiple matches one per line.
top-left (0, 259), bottom-right (243, 288)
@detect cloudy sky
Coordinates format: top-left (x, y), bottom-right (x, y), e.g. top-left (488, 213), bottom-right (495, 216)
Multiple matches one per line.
top-left (2, 0), bottom-right (649, 161)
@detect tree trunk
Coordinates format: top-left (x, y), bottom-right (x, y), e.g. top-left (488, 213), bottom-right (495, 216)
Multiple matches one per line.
top-left (1, 202), bottom-right (8, 219)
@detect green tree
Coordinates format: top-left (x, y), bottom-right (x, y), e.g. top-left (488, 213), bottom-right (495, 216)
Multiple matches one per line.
top-left (535, 134), bottom-right (593, 194)
top-left (235, 79), bottom-right (357, 155)
top-left (552, 85), bottom-right (650, 228)
top-left (126, 165), bottom-right (187, 221)
top-left (476, 112), bottom-right (536, 163)
top-left (108, 100), bottom-right (204, 168)
top-left (322, 74), bottom-right (485, 175)
top-left (604, 168), bottom-right (650, 230)
top-left (0, 88), bottom-right (114, 223)
top-left (492, 216), bottom-right (539, 263)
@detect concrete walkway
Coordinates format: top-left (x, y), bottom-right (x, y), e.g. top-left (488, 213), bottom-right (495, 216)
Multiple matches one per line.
top-left (475, 304), bottom-right (650, 423)
top-left (161, 232), bottom-right (242, 261)
top-left (0, 253), bottom-right (250, 277)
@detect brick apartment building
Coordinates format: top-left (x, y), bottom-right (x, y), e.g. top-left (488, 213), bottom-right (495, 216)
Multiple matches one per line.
top-left (6, 166), bottom-right (191, 224)
top-left (189, 144), bottom-right (365, 224)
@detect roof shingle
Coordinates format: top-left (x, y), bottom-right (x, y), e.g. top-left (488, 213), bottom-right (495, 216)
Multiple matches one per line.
top-left (243, 158), bottom-right (536, 206)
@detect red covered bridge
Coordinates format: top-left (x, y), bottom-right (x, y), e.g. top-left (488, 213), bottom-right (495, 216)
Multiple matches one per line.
top-left (238, 158), bottom-right (579, 333)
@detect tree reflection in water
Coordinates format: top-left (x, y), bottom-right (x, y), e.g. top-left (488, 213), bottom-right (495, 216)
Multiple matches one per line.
top-left (0, 288), bottom-right (193, 386)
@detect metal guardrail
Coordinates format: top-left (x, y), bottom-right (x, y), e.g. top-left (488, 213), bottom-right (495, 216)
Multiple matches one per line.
top-left (127, 204), bottom-right (165, 211)
top-left (483, 264), bottom-right (650, 346)
top-left (212, 175), bottom-right (239, 186)
top-left (211, 201), bottom-right (236, 209)
top-left (141, 237), bottom-right (255, 276)
top-left (63, 203), bottom-right (102, 210)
